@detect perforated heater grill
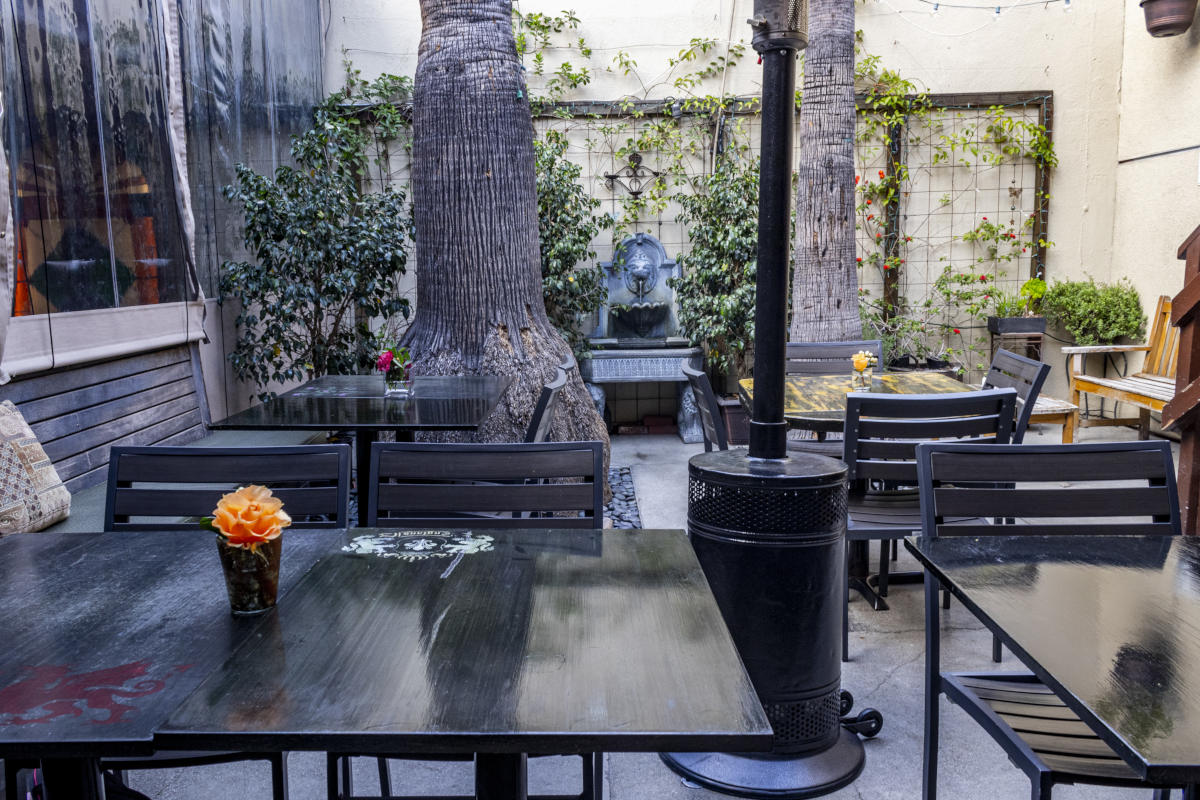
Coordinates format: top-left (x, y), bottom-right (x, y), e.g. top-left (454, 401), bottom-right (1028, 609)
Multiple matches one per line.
top-left (688, 471), bottom-right (846, 538)
top-left (764, 690), bottom-right (842, 753)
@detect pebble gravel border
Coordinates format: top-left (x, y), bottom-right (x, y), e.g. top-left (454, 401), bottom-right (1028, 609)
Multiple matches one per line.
top-left (605, 466), bottom-right (642, 529)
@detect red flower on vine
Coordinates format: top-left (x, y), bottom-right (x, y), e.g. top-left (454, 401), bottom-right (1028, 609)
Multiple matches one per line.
top-left (867, 214), bottom-right (875, 221)
top-left (878, 169), bottom-right (885, 179)
top-left (979, 275), bottom-right (988, 282)
top-left (855, 175), bottom-right (860, 184)
top-left (953, 328), bottom-right (961, 334)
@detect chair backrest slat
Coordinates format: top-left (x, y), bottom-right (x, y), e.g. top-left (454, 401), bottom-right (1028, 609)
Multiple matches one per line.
top-left (1142, 296), bottom-right (1176, 378)
top-left (785, 340), bottom-right (883, 376)
top-left (682, 362), bottom-right (728, 452)
top-left (843, 389), bottom-right (1016, 483)
top-left (368, 441), bottom-right (604, 529)
top-left (982, 349), bottom-right (1051, 443)
top-left (916, 440), bottom-right (1181, 539)
top-left (105, 445), bottom-right (351, 531)
top-left (525, 368), bottom-right (568, 443)
top-left (112, 486), bottom-right (344, 518)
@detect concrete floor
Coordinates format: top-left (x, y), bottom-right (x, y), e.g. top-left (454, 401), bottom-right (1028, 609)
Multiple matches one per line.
top-left (122, 424), bottom-right (1172, 800)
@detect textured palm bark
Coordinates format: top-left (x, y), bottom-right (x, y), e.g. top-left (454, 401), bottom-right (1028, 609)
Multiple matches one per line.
top-left (405, 0), bottom-right (609, 466)
top-left (789, 0), bottom-right (862, 342)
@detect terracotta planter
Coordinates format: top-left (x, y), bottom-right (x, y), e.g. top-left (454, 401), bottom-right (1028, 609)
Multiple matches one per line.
top-left (716, 396), bottom-right (750, 445)
top-left (1141, 0), bottom-right (1197, 36)
top-left (216, 536), bottom-right (282, 615)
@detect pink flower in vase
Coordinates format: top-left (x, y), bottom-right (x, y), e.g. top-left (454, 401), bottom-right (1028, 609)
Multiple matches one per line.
top-left (376, 350), bottom-right (394, 373)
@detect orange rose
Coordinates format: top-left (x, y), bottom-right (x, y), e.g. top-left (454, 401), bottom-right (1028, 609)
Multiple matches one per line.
top-left (212, 485), bottom-right (291, 549)
top-left (852, 353), bottom-right (870, 372)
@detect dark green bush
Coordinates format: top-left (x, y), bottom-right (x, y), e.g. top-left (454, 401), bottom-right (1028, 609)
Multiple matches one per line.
top-left (534, 130), bottom-right (611, 357)
top-left (671, 153), bottom-right (760, 380)
top-left (1042, 278), bottom-right (1146, 346)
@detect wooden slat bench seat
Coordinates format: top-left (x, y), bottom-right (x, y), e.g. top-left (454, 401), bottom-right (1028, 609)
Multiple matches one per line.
top-left (1027, 395), bottom-right (1079, 443)
top-left (1065, 295), bottom-right (1179, 439)
top-left (1, 344), bottom-right (331, 533)
top-left (2, 345), bottom-right (209, 493)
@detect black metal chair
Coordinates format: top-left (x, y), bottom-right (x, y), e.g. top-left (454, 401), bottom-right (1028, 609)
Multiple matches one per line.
top-left (104, 444), bottom-right (351, 531)
top-left (89, 444), bottom-right (350, 800)
top-left (916, 440), bottom-right (1180, 800)
top-left (982, 348), bottom-right (1051, 444)
top-left (785, 339), bottom-right (884, 458)
top-left (683, 362), bottom-right (729, 452)
top-left (525, 367), bottom-right (568, 443)
top-left (329, 440), bottom-right (606, 800)
top-left (841, 389), bottom-right (1016, 660)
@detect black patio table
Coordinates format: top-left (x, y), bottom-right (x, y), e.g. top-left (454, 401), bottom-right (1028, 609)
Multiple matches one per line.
top-left (157, 527), bottom-right (773, 800)
top-left (0, 529), bottom-right (341, 797)
top-left (906, 533), bottom-right (1200, 793)
top-left (210, 374), bottom-right (512, 526)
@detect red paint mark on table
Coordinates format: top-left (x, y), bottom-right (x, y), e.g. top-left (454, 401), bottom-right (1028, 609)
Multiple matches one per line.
top-left (0, 661), bottom-right (192, 726)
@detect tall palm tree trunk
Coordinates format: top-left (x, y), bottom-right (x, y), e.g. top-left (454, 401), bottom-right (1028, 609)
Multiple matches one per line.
top-left (405, 0), bottom-right (609, 453)
top-left (790, 0), bottom-right (862, 342)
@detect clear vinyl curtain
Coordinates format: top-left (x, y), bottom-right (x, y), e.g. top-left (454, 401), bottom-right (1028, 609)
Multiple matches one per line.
top-left (0, 0), bottom-right (320, 379)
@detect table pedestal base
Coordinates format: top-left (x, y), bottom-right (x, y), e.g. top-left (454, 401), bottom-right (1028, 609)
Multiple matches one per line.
top-left (659, 729), bottom-right (865, 799)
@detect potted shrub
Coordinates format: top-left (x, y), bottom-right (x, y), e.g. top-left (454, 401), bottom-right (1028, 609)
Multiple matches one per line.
top-left (1041, 278), bottom-right (1147, 346)
top-left (987, 277), bottom-right (1047, 335)
top-left (672, 152), bottom-right (760, 444)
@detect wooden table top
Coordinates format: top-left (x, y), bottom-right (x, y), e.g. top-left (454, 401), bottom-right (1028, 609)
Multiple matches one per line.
top-left (907, 534), bottom-right (1200, 784)
top-left (0, 531), bottom-right (339, 758)
top-left (159, 528), bottom-right (772, 755)
top-left (739, 371), bottom-right (969, 429)
top-left (211, 374), bottom-right (512, 431)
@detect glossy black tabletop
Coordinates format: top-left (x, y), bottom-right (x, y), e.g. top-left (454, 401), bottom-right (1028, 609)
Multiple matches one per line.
top-left (159, 528), bottom-right (773, 755)
top-left (0, 530), bottom-right (340, 758)
top-left (906, 534), bottom-right (1200, 783)
top-left (211, 375), bottom-right (513, 431)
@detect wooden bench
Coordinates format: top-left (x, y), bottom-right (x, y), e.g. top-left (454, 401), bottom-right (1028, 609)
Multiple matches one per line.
top-left (2, 345), bottom-right (210, 493)
top-left (1065, 295), bottom-right (1178, 439)
top-left (1028, 395), bottom-right (1080, 443)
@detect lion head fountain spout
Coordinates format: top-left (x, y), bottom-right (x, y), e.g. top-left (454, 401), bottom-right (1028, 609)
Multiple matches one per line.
top-left (590, 233), bottom-right (683, 346)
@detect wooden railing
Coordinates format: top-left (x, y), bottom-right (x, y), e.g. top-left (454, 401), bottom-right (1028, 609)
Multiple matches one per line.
top-left (1162, 222), bottom-right (1200, 532)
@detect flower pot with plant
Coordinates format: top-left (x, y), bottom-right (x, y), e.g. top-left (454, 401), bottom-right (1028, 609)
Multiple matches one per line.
top-left (987, 277), bottom-right (1047, 335)
top-left (203, 485), bottom-right (292, 615)
top-left (1042, 278), bottom-right (1147, 346)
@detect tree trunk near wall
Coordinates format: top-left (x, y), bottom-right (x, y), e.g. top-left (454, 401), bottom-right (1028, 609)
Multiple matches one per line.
top-left (404, 0), bottom-right (609, 464)
top-left (789, 0), bottom-right (862, 341)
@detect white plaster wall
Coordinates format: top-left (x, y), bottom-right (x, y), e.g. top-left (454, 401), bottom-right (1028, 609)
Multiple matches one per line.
top-left (1112, 4), bottom-right (1200, 314)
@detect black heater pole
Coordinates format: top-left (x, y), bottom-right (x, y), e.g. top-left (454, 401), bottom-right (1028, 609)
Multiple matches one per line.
top-left (747, 9), bottom-right (799, 461)
top-left (660, 3), bottom-right (881, 797)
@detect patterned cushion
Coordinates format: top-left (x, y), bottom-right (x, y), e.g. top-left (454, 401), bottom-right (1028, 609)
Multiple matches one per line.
top-left (0, 400), bottom-right (70, 534)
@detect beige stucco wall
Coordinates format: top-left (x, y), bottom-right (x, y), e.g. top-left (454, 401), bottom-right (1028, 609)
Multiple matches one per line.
top-left (1113, 4), bottom-right (1200, 313)
top-left (328, 0), bottom-right (1197, 408)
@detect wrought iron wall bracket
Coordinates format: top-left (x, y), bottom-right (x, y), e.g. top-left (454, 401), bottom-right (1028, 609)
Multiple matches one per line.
top-left (604, 153), bottom-right (662, 198)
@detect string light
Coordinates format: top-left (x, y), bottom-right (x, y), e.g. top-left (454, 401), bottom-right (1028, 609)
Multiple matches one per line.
top-left (994, 5), bottom-right (1002, 19)
top-left (932, 2), bottom-right (940, 15)
top-left (1063, 0), bottom-right (1072, 11)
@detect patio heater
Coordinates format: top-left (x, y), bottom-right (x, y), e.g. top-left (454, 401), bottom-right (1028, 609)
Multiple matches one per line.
top-left (660, 2), bottom-right (879, 797)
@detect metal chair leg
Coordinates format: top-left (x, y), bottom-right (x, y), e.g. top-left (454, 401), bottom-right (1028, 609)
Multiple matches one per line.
top-left (923, 575), bottom-right (940, 800)
top-left (270, 752), bottom-right (290, 800)
top-left (377, 757), bottom-right (391, 797)
top-left (992, 635), bottom-right (1003, 663)
top-left (878, 539), bottom-right (890, 597)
